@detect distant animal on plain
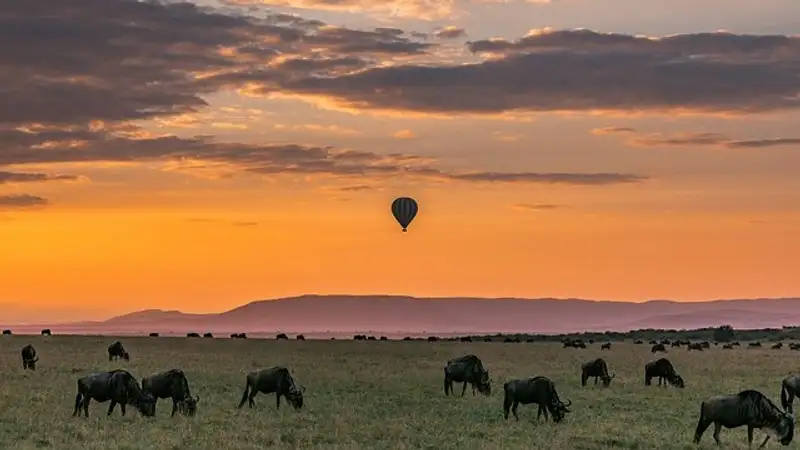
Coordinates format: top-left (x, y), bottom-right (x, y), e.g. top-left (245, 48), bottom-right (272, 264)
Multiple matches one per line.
top-left (651, 343), bottom-right (667, 353)
top-left (634, 340), bottom-right (644, 344)
top-left (276, 333), bottom-right (288, 340)
top-left (700, 341), bottom-right (711, 348)
top-left (41, 329), bottom-right (51, 336)
top-left (780, 374), bottom-right (800, 414)
top-left (601, 342), bottom-right (611, 350)
top-left (108, 341), bottom-right (130, 361)
top-left (149, 333), bottom-right (159, 337)
top-left (428, 336), bottom-right (440, 342)
top-left (380, 336), bottom-right (388, 341)
top-left (671, 341), bottom-right (682, 348)
top-left (749, 342), bottom-right (762, 348)
top-left (203, 332), bottom-right (213, 338)
top-left (237, 366), bottom-right (305, 410)
top-left (693, 389), bottom-right (794, 447)
top-left (688, 343), bottom-right (703, 351)
top-left (142, 368), bottom-right (199, 417)
top-left (72, 370), bottom-right (156, 418)
top-left (790, 343), bottom-right (800, 351)
top-left (722, 344), bottom-right (734, 349)
top-left (503, 376), bottom-right (572, 423)
top-left (772, 342), bottom-right (783, 349)
top-left (367, 335), bottom-right (376, 341)
top-left (645, 358), bottom-right (685, 388)
top-left (460, 336), bottom-right (472, 342)
top-left (2, 329), bottom-right (11, 335)
top-left (230, 333), bottom-right (246, 339)
top-left (21, 344), bottom-right (38, 370)
top-left (186, 332), bottom-right (200, 338)
top-left (297, 335), bottom-right (305, 340)
top-left (581, 358), bottom-right (615, 387)
top-left (444, 354), bottom-right (491, 397)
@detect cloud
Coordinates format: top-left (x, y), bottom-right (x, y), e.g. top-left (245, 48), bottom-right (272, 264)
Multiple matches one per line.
top-left (231, 221), bottom-right (259, 226)
top-left (0, 171), bottom-right (80, 184)
top-left (591, 127), bottom-right (636, 135)
top-left (392, 130), bottom-right (417, 139)
top-left (277, 29), bottom-right (800, 116)
top-left (512, 203), bottom-right (567, 210)
top-left (0, 195), bottom-right (49, 209)
top-left (435, 26), bottom-right (466, 39)
top-left (610, 131), bottom-right (800, 149)
top-left (222, 0), bottom-right (457, 21)
top-left (338, 185), bottom-right (373, 191)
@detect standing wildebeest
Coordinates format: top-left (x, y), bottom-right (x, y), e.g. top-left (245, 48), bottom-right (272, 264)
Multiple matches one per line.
top-left (601, 342), bottom-right (611, 350)
top-left (21, 344), bottom-right (38, 370)
top-left (645, 358), bottom-right (685, 388)
top-left (142, 369), bottom-right (199, 417)
top-left (108, 341), bottom-right (130, 361)
top-left (149, 332), bottom-right (159, 337)
top-left (693, 390), bottom-right (794, 448)
top-left (380, 336), bottom-right (388, 341)
top-left (672, 341), bottom-right (682, 348)
top-left (203, 333), bottom-right (213, 338)
top-left (460, 336), bottom-right (472, 342)
top-left (581, 358), bottom-right (616, 387)
top-left (41, 328), bottom-right (51, 336)
top-left (72, 370), bottom-right (157, 418)
top-left (780, 375), bottom-right (800, 414)
top-left (237, 366), bottom-right (305, 410)
top-left (651, 343), bottom-right (667, 353)
top-left (2, 329), bottom-right (11, 335)
top-left (186, 332), bottom-right (200, 338)
top-left (296, 335), bottom-right (305, 340)
top-left (503, 376), bottom-right (572, 423)
top-left (772, 342), bottom-right (783, 349)
top-left (428, 336), bottom-right (440, 342)
top-left (231, 333), bottom-right (247, 339)
top-left (688, 343), bottom-right (704, 351)
top-left (276, 333), bottom-right (288, 340)
top-left (444, 354), bottom-right (492, 396)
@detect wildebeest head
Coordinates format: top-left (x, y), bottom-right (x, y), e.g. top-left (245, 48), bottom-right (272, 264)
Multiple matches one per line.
top-left (601, 371), bottom-right (616, 388)
top-left (288, 385), bottom-right (305, 410)
top-left (122, 351), bottom-right (130, 361)
top-left (180, 395), bottom-right (200, 416)
top-left (550, 398), bottom-right (572, 422)
top-left (476, 371), bottom-right (492, 396)
top-left (669, 373), bottom-right (685, 388)
top-left (136, 392), bottom-right (157, 417)
top-left (774, 412), bottom-right (795, 445)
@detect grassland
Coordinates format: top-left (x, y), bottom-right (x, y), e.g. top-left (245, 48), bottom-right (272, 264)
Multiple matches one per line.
top-left (0, 336), bottom-right (794, 449)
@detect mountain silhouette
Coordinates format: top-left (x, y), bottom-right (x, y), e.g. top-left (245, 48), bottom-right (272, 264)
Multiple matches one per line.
top-left (3, 295), bottom-right (800, 336)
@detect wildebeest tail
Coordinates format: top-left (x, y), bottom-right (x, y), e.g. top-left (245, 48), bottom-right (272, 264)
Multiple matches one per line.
top-left (72, 380), bottom-right (84, 416)
top-left (237, 377), bottom-right (251, 408)
top-left (781, 380), bottom-right (795, 413)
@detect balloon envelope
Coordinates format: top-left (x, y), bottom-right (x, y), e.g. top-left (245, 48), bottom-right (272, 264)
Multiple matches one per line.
top-left (391, 197), bottom-right (418, 232)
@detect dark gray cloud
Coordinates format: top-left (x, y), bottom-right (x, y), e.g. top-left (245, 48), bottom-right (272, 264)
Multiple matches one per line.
top-left (513, 203), bottom-right (567, 210)
top-left (624, 132), bottom-right (800, 148)
top-left (725, 138), bottom-right (800, 148)
top-left (434, 27), bottom-right (466, 39)
top-left (0, 195), bottom-right (49, 208)
top-left (0, 171), bottom-right (78, 184)
top-left (591, 127), bottom-right (637, 135)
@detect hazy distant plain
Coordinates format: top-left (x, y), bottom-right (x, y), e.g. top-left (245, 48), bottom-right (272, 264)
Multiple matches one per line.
top-left (0, 336), bottom-right (792, 449)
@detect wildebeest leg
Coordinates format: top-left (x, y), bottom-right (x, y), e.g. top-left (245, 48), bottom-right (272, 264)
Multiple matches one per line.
top-left (747, 425), bottom-right (754, 448)
top-left (511, 402), bottom-right (519, 421)
top-left (82, 397), bottom-right (91, 417)
top-left (72, 392), bottom-right (83, 417)
top-left (237, 380), bottom-right (251, 408)
top-left (248, 389), bottom-right (257, 407)
top-left (594, 376), bottom-right (598, 385)
top-left (461, 382), bottom-right (467, 397)
top-left (172, 398), bottom-right (179, 417)
top-left (108, 401), bottom-right (117, 416)
top-left (645, 375), bottom-right (650, 386)
top-left (759, 434), bottom-right (771, 448)
top-left (276, 393), bottom-right (281, 409)
top-left (692, 415), bottom-right (712, 443)
top-left (120, 402), bottom-right (126, 416)
top-left (444, 372), bottom-right (451, 396)
top-left (503, 394), bottom-right (512, 419)
top-left (712, 423), bottom-right (723, 445)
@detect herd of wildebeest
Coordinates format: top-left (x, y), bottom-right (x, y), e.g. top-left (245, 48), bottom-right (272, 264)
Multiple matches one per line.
top-left (6, 331), bottom-right (800, 448)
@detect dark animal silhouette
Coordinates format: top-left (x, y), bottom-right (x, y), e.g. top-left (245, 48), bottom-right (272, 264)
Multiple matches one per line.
top-left (142, 369), bottom-right (199, 417)
top-left (72, 370), bottom-right (156, 418)
top-left (149, 333), bottom-right (159, 337)
top-left (688, 343), bottom-right (704, 351)
top-left (601, 342), bottom-right (611, 350)
top-left (581, 358), bottom-right (615, 387)
top-left (107, 341), bottom-right (130, 361)
top-left (503, 376), bottom-right (572, 423)
top-left (444, 354), bottom-right (491, 397)
top-left (693, 390), bottom-right (794, 447)
top-left (749, 342), bottom-right (762, 348)
top-left (723, 344), bottom-right (734, 349)
top-left (772, 342), bottom-right (783, 349)
top-left (186, 332), bottom-right (200, 338)
top-left (701, 341), bottom-right (711, 349)
top-left (353, 334), bottom-right (366, 340)
top-left (428, 336), bottom-right (440, 342)
top-left (645, 358), bottom-right (685, 388)
top-left (41, 329), bottom-right (51, 336)
top-left (237, 366), bottom-right (304, 410)
top-left (2, 329), bottom-right (11, 335)
top-left (790, 343), bottom-right (800, 351)
top-left (203, 333), bottom-right (213, 338)
top-left (672, 341), bottom-right (682, 348)
top-left (460, 336), bottom-right (472, 342)
top-left (380, 336), bottom-right (388, 341)
top-left (634, 340), bottom-right (644, 344)
top-left (231, 333), bottom-right (247, 339)
top-left (296, 334), bottom-right (305, 340)
top-left (780, 374), bottom-right (800, 414)
top-left (651, 343), bottom-right (667, 353)
top-left (21, 344), bottom-right (38, 370)
top-left (368, 335), bottom-right (377, 341)
top-left (276, 333), bottom-right (288, 340)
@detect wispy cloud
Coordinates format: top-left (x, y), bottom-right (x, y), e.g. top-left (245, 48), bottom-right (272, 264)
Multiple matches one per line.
top-left (512, 203), bottom-right (567, 211)
top-left (0, 195), bottom-right (49, 209)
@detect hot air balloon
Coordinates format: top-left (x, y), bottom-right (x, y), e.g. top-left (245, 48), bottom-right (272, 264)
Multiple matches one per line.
top-left (391, 197), bottom-right (418, 232)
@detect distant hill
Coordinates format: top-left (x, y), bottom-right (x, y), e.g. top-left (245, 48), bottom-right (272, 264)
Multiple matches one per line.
top-left (2, 295), bottom-right (800, 336)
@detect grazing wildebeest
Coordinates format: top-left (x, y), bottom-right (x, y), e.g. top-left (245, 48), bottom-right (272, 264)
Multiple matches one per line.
top-left (142, 369), bottom-right (199, 416)
top-left (237, 366), bottom-right (305, 410)
top-left (276, 333), bottom-right (288, 340)
top-left (581, 358), bottom-right (615, 387)
top-left (772, 342), bottom-right (783, 349)
top-left (203, 333), bottom-right (213, 338)
top-left (2, 329), bottom-right (11, 335)
top-left (693, 390), bottom-right (794, 448)
top-left (688, 343), bottom-right (704, 351)
top-left (563, 340), bottom-right (574, 348)
top-left (186, 332), bottom-right (200, 338)
top-left (41, 329), bottom-right (51, 336)
top-left (672, 341), bottom-right (682, 348)
top-left (380, 336), bottom-right (388, 341)
top-left (444, 354), bottom-right (492, 397)
top-left (428, 336), bottom-right (440, 342)
top-left (601, 342), bottom-right (611, 350)
top-left (353, 334), bottom-right (366, 340)
top-left (780, 375), bottom-right (800, 414)
top-left (297, 335), bottom-right (305, 340)
top-left (149, 333), bottom-right (159, 337)
top-left (72, 370), bottom-right (157, 418)
top-left (634, 340), bottom-right (644, 344)
top-left (645, 358), bottom-right (685, 388)
top-left (483, 337), bottom-right (492, 342)
top-left (701, 341), bottom-right (711, 349)
top-left (460, 336), bottom-right (472, 342)
top-left (403, 336), bottom-right (412, 341)
top-left (503, 376), bottom-right (572, 423)
top-left (367, 335), bottom-right (377, 341)
top-left (749, 341), bottom-right (762, 348)
top-left (651, 343), bottom-right (667, 353)
top-left (108, 341), bottom-right (130, 361)
top-left (790, 343), bottom-right (800, 351)
top-left (21, 344), bottom-right (38, 370)
top-left (231, 333), bottom-right (247, 339)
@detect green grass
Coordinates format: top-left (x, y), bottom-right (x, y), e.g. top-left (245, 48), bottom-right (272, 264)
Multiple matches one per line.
top-left (0, 336), bottom-right (794, 449)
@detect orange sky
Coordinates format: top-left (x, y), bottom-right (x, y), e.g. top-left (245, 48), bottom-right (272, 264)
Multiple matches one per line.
top-left (1, 0), bottom-right (799, 321)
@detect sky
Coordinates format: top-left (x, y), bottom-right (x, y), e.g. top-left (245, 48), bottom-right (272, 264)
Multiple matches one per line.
top-left (1, 0), bottom-right (799, 322)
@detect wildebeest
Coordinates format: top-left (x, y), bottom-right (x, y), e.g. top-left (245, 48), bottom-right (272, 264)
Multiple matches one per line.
top-left (231, 333), bottom-right (247, 339)
top-left (688, 342), bottom-right (704, 351)
top-left (297, 334), bottom-right (305, 340)
top-left (790, 343), bottom-right (800, 351)
top-left (2, 329), bottom-right (11, 335)
top-left (72, 370), bottom-right (157, 418)
top-left (142, 369), bottom-right (199, 417)
top-left (693, 390), bottom-right (794, 447)
top-left (701, 341), bottom-right (711, 349)
top-left (237, 366), bottom-right (305, 410)
top-left (108, 341), bottom-right (130, 361)
top-left (780, 375), bottom-right (800, 414)
top-left (634, 340), bottom-right (644, 344)
top-left (367, 335), bottom-right (377, 341)
top-left (186, 332), bottom-right (200, 338)
top-left (651, 343), bottom-right (667, 353)
top-left (276, 333), bottom-right (288, 340)
top-left (380, 336), bottom-right (388, 341)
top-left (601, 342), bottom-right (611, 350)
top-left (749, 341), bottom-right (762, 348)
top-left (503, 376), bottom-right (572, 423)
top-left (41, 328), bottom-right (51, 336)
top-left (723, 344), bottom-right (734, 349)
top-left (203, 333), bottom-right (213, 338)
top-left (21, 344), bottom-right (38, 370)
top-left (772, 342), bottom-right (783, 349)
top-left (460, 336), bottom-right (472, 342)
top-left (149, 332), bottom-right (159, 337)
top-left (644, 358), bottom-right (685, 388)
top-left (444, 354), bottom-right (491, 396)
top-left (581, 358), bottom-right (616, 387)
top-left (672, 341), bottom-right (682, 348)
top-left (428, 336), bottom-right (440, 342)
top-left (353, 334), bottom-right (366, 340)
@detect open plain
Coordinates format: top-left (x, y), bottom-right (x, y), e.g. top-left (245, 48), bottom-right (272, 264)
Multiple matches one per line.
top-left (0, 336), bottom-right (795, 449)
